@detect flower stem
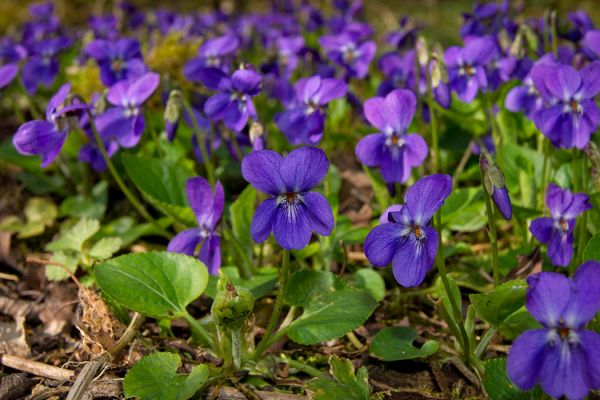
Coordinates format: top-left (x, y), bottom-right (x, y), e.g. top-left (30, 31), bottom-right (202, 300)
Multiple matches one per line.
top-left (434, 212), bottom-right (471, 365)
top-left (86, 110), bottom-right (170, 238)
top-left (481, 183), bottom-right (500, 287)
top-left (181, 99), bottom-right (216, 187)
top-left (575, 156), bottom-right (589, 266)
top-left (251, 249), bottom-right (291, 360)
top-left (274, 355), bottom-right (329, 380)
top-left (540, 139), bottom-right (550, 210)
top-left (231, 329), bottom-right (242, 370)
top-left (426, 59), bottom-right (440, 173)
top-left (183, 313), bottom-right (215, 349)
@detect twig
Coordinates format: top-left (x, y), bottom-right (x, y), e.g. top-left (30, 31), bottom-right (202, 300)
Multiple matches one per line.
top-left (0, 353), bottom-right (75, 381)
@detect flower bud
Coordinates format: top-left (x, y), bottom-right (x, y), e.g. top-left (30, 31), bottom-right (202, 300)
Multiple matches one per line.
top-left (416, 36), bottom-right (428, 67)
top-left (164, 90), bottom-right (182, 125)
top-left (211, 275), bottom-right (254, 331)
top-left (429, 53), bottom-right (448, 88)
top-left (480, 152), bottom-right (512, 220)
top-left (249, 121), bottom-right (265, 151)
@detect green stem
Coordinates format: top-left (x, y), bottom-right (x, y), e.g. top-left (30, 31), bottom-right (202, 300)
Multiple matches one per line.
top-left (550, 11), bottom-right (558, 58)
top-left (231, 330), bottom-right (242, 370)
top-left (540, 140), bottom-right (550, 210)
top-left (146, 110), bottom-right (165, 159)
top-left (482, 187), bottom-right (500, 287)
top-left (183, 313), bottom-right (215, 349)
top-left (426, 59), bottom-right (440, 173)
top-left (251, 250), bottom-right (291, 360)
top-left (86, 110), bottom-right (170, 238)
top-left (274, 356), bottom-right (329, 380)
top-left (182, 99), bottom-right (216, 186)
top-left (475, 326), bottom-right (498, 358)
top-left (575, 157), bottom-right (589, 266)
top-left (434, 212), bottom-right (471, 365)
top-left (484, 94), bottom-right (501, 146)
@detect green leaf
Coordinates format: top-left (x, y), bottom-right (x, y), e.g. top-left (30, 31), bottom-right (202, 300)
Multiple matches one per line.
top-left (498, 307), bottom-right (541, 340)
top-left (121, 154), bottom-right (195, 225)
top-left (483, 358), bottom-right (537, 400)
top-left (441, 187), bottom-right (486, 232)
top-left (25, 197), bottom-right (58, 225)
top-left (46, 251), bottom-right (79, 281)
top-left (59, 181), bottom-right (108, 220)
top-left (123, 352), bottom-right (209, 400)
top-left (229, 185), bottom-right (256, 273)
top-left (284, 270), bottom-right (343, 307)
top-left (370, 327), bottom-right (439, 361)
top-left (353, 269), bottom-right (385, 302)
top-left (95, 252), bottom-right (209, 319)
top-left (306, 355), bottom-right (370, 400)
top-left (469, 280), bottom-right (527, 326)
top-left (583, 233), bottom-right (600, 262)
top-left (89, 237), bottom-right (123, 260)
top-left (287, 288), bottom-right (377, 345)
top-left (205, 266), bottom-right (277, 299)
top-left (46, 218), bottom-right (100, 252)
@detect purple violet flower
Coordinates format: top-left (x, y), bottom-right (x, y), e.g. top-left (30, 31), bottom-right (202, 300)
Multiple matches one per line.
top-left (530, 61), bottom-right (600, 149)
top-left (275, 75), bottom-right (347, 145)
top-left (364, 174), bottom-right (452, 287)
top-left (563, 10), bottom-right (595, 43)
top-left (444, 36), bottom-right (495, 103)
top-left (507, 261), bottom-right (600, 400)
top-left (480, 153), bottom-right (512, 220)
top-left (355, 89), bottom-right (428, 185)
top-left (95, 72), bottom-right (160, 148)
top-left (13, 84), bottom-right (87, 167)
top-left (530, 184), bottom-right (592, 267)
top-left (184, 33), bottom-right (239, 81)
top-left (167, 177), bottom-right (224, 275)
top-left (198, 67), bottom-right (262, 133)
top-left (318, 32), bottom-right (376, 79)
top-left (242, 147), bottom-right (334, 250)
top-left (85, 38), bottom-right (146, 86)
top-left (89, 15), bottom-right (118, 40)
top-left (582, 30), bottom-right (600, 61)
top-left (0, 39), bottom-right (27, 89)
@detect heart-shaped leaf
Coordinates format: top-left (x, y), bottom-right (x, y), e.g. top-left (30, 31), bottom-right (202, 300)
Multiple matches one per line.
top-left (124, 352), bottom-right (209, 400)
top-left (469, 280), bottom-right (527, 327)
top-left (370, 327), bottom-right (439, 361)
top-left (95, 252), bottom-right (208, 319)
top-left (287, 288), bottom-right (377, 345)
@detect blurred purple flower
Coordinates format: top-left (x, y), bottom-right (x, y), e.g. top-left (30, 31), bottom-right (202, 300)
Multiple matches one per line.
top-left (530, 184), bottom-right (592, 267)
top-left (13, 84), bottom-right (87, 167)
top-left (22, 37), bottom-right (71, 94)
top-left (0, 39), bottom-right (26, 89)
top-left (318, 32), bottom-right (376, 79)
top-left (531, 61), bottom-right (600, 149)
top-left (242, 147), bottom-right (334, 250)
top-left (168, 177), bottom-right (224, 275)
top-left (89, 15), bottom-right (118, 40)
top-left (275, 75), bottom-right (347, 145)
top-left (364, 174), bottom-right (452, 287)
top-left (184, 33), bottom-right (239, 81)
top-left (507, 261), bottom-right (600, 400)
top-left (582, 30), bottom-right (600, 60)
top-left (198, 67), bottom-right (262, 132)
top-left (355, 89), bottom-right (428, 185)
top-left (85, 38), bottom-right (146, 86)
top-left (563, 10), bottom-right (595, 43)
top-left (95, 72), bottom-right (160, 148)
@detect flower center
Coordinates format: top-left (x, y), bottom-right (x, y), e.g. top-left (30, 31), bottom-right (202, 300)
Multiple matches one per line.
top-left (342, 46), bottom-right (358, 63)
top-left (460, 64), bottom-right (476, 76)
top-left (558, 326), bottom-right (570, 339)
top-left (412, 225), bottom-right (423, 239)
top-left (112, 58), bottom-right (123, 72)
top-left (305, 100), bottom-right (319, 115)
top-left (206, 55), bottom-right (220, 67)
top-left (568, 99), bottom-right (582, 114)
top-left (559, 218), bottom-right (569, 232)
top-left (285, 192), bottom-right (297, 203)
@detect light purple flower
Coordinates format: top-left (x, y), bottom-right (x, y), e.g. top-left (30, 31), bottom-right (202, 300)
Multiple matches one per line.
top-left (507, 261), bottom-right (600, 400)
top-left (242, 147), bottom-right (334, 250)
top-left (0, 39), bottom-right (26, 89)
top-left (355, 89), bottom-right (428, 185)
top-left (364, 174), bottom-right (452, 287)
top-left (167, 177), bottom-right (223, 275)
top-left (198, 67), bottom-right (262, 132)
top-left (184, 33), bottom-right (239, 81)
top-left (275, 75), bottom-right (347, 145)
top-left (95, 72), bottom-right (160, 148)
top-left (531, 61), bottom-right (600, 149)
top-left (444, 36), bottom-right (495, 102)
top-left (530, 184), bottom-right (592, 267)
top-left (13, 84), bottom-right (87, 167)
top-left (582, 30), bottom-right (600, 61)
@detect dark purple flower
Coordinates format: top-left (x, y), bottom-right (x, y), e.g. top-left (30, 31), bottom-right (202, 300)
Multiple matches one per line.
top-left (385, 16), bottom-right (418, 50)
top-left (507, 261), bottom-right (600, 399)
top-left (563, 10), bottom-right (595, 43)
top-left (531, 61), bottom-right (600, 149)
top-left (242, 147), bottom-right (334, 250)
top-left (364, 174), bottom-right (452, 287)
top-left (318, 32), bottom-right (376, 79)
top-left (444, 36), bottom-right (495, 103)
top-left (89, 15), bottom-right (118, 40)
top-left (275, 75), bottom-right (347, 145)
top-left (530, 184), bottom-right (592, 267)
top-left (505, 75), bottom-right (543, 119)
top-left (13, 84), bottom-right (87, 167)
top-left (184, 34), bottom-right (239, 81)
top-left (167, 177), bottom-right (223, 275)
top-left (95, 72), bottom-right (160, 148)
top-left (85, 38), bottom-right (146, 86)
top-left (21, 37), bottom-right (71, 94)
top-left (198, 67), bottom-right (262, 133)
top-left (355, 89), bottom-right (428, 185)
